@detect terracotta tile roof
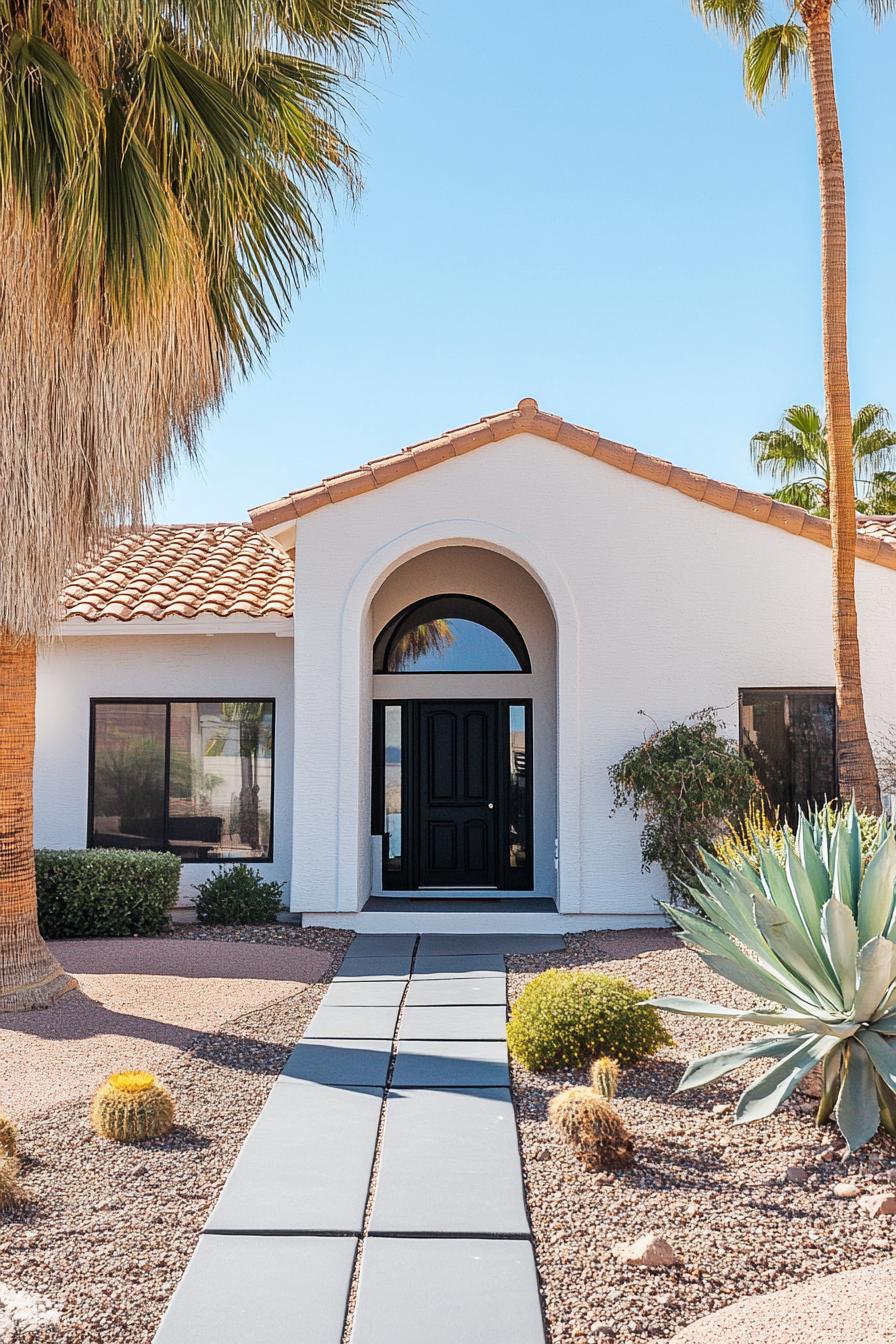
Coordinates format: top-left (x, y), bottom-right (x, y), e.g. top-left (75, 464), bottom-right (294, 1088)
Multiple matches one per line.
top-left (63, 524), bottom-right (293, 622)
top-left (249, 398), bottom-right (896, 572)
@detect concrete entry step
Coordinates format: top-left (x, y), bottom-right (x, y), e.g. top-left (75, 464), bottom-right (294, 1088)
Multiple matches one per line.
top-left (324, 978), bottom-right (407, 1007)
top-left (334, 956), bottom-right (413, 981)
top-left (204, 1081), bottom-right (382, 1235)
top-left (345, 934), bottom-right (418, 958)
top-left (412, 953), bottom-right (506, 977)
top-left (368, 1087), bottom-right (529, 1237)
top-left (154, 1234), bottom-right (357, 1344)
top-left (391, 1038), bottom-right (510, 1088)
top-left (350, 1238), bottom-right (546, 1344)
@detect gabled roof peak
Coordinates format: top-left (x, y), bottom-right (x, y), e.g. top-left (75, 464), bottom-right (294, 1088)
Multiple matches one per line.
top-left (248, 401), bottom-right (896, 573)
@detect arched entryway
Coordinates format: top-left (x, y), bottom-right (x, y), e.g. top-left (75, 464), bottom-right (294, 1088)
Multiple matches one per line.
top-left (368, 546), bottom-right (557, 900)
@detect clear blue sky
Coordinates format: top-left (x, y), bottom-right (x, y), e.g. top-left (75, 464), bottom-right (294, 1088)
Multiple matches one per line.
top-left (156, 1), bottom-right (896, 524)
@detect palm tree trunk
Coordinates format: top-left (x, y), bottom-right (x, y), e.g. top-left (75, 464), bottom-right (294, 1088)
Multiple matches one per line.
top-left (0, 632), bottom-right (76, 1010)
top-left (804, 3), bottom-right (881, 811)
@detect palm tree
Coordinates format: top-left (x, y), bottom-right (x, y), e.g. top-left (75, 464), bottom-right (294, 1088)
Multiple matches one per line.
top-left (751, 403), bottom-right (896, 515)
top-left (692, 0), bottom-right (890, 811)
top-left (0, 1), bottom-right (401, 1010)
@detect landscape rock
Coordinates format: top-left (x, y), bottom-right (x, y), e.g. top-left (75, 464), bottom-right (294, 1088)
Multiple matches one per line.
top-left (858, 1192), bottom-right (896, 1217)
top-left (833, 1181), bottom-right (861, 1199)
top-left (785, 1165), bottom-right (808, 1186)
top-left (612, 1233), bottom-right (677, 1268)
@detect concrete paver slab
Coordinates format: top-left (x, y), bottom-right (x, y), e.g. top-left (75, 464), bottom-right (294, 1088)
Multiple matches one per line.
top-left (346, 935), bottom-right (418, 958)
top-left (392, 1038), bottom-right (510, 1088)
top-left (369, 1087), bottom-right (528, 1236)
top-left (323, 978), bottom-right (406, 1007)
top-left (350, 1237), bottom-right (545, 1344)
top-left (412, 954), bottom-right (506, 977)
top-left (334, 956), bottom-right (412, 981)
top-left (280, 1038), bottom-right (393, 1087)
top-left (205, 1082), bottom-right (382, 1234)
top-left (154, 1234), bottom-right (357, 1344)
top-left (400, 1004), bottom-right (507, 1041)
top-left (417, 934), bottom-right (563, 956)
top-left (405, 976), bottom-right (507, 1007)
top-left (305, 1003), bottom-right (400, 1039)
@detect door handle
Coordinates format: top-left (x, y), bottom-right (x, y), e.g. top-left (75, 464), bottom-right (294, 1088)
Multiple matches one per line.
top-left (487, 803), bottom-right (494, 810)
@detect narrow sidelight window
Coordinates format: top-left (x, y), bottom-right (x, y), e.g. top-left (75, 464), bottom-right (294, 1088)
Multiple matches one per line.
top-left (89, 699), bottom-right (275, 862)
top-left (508, 704), bottom-right (529, 871)
top-left (383, 704), bottom-right (403, 873)
top-left (739, 689), bottom-right (837, 823)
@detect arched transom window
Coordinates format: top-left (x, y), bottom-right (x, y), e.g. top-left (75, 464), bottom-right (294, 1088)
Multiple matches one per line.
top-left (373, 594), bottom-right (531, 673)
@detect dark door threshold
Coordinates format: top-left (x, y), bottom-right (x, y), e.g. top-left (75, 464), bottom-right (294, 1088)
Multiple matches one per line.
top-left (363, 896), bottom-right (557, 914)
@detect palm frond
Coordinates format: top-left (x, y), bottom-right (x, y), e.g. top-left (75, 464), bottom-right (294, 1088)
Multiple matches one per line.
top-left (691, 0), bottom-right (765, 40)
top-left (768, 480), bottom-right (826, 512)
top-left (744, 22), bottom-right (808, 107)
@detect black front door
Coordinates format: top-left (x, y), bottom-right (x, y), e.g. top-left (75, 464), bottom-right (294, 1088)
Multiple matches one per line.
top-left (417, 701), bottom-right (498, 888)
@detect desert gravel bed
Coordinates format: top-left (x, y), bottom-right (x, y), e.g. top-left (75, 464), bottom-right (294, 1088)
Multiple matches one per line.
top-left (508, 930), bottom-right (896, 1344)
top-left (0, 928), bottom-right (352, 1343)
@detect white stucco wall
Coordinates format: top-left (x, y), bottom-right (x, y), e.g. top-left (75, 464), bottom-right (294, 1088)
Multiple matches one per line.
top-left (288, 431), bottom-right (896, 919)
top-left (34, 631), bottom-right (294, 903)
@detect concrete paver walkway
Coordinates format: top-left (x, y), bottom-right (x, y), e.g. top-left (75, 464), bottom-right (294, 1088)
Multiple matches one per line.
top-left (154, 934), bottom-right (561, 1344)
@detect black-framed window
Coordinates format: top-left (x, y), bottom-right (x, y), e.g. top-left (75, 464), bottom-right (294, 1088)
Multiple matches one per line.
top-left (739, 688), bottom-right (837, 824)
top-left (89, 699), bottom-right (275, 863)
top-left (373, 595), bottom-right (531, 673)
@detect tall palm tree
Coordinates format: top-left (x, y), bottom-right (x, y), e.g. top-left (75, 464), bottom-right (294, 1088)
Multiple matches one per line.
top-left (0, 0), bottom-right (401, 1010)
top-left (692, 0), bottom-right (890, 811)
top-left (751, 403), bottom-right (896, 515)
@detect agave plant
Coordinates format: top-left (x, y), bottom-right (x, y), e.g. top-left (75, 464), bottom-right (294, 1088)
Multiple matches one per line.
top-left (650, 806), bottom-right (896, 1151)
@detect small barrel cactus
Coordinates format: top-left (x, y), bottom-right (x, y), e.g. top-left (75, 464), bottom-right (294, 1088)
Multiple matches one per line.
top-left (0, 1155), bottom-right (23, 1211)
top-left (548, 1086), bottom-right (634, 1171)
top-left (0, 1113), bottom-right (17, 1158)
top-left (590, 1057), bottom-right (620, 1102)
top-left (90, 1071), bottom-right (175, 1142)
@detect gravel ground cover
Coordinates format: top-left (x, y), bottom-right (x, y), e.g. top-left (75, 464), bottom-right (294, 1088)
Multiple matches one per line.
top-left (508, 930), bottom-right (896, 1344)
top-left (0, 931), bottom-right (341, 1119)
top-left (0, 927), bottom-right (351, 1344)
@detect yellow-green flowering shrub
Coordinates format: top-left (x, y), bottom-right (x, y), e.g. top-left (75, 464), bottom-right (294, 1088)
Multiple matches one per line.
top-left (507, 969), bottom-right (672, 1072)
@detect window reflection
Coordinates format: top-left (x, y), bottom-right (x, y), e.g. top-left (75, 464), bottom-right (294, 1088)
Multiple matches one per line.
top-left (740, 689), bottom-right (836, 824)
top-left (375, 595), bottom-right (530, 673)
top-left (384, 705), bottom-right (403, 871)
top-left (91, 703), bottom-right (167, 850)
top-left (508, 704), bottom-right (528, 869)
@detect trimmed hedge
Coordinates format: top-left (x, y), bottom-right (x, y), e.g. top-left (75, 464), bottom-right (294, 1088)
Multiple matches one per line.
top-left (36, 849), bottom-right (180, 939)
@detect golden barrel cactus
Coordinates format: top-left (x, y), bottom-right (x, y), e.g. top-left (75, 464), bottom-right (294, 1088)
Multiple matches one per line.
top-left (0, 1155), bottom-right (23, 1211)
top-left (547, 1086), bottom-right (634, 1171)
top-left (90, 1071), bottom-right (175, 1143)
top-left (0, 1113), bottom-right (17, 1158)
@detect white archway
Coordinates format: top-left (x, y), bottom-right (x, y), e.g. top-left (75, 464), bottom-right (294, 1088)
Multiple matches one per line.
top-left (333, 519), bottom-right (582, 912)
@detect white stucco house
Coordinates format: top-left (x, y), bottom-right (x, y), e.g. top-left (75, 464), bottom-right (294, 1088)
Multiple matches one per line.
top-left (32, 398), bottom-right (896, 931)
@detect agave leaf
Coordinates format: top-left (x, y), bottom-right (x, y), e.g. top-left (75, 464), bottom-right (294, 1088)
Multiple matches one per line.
top-left (858, 1029), bottom-right (896, 1092)
top-left (871, 1009), bottom-right (896, 1034)
top-left (798, 812), bottom-right (832, 900)
top-left (699, 952), bottom-right (822, 1016)
top-left (646, 995), bottom-right (852, 1033)
top-left (830, 819), bottom-right (860, 916)
top-left (734, 1034), bottom-right (838, 1124)
top-left (857, 832), bottom-right (896, 945)
top-left (820, 899), bottom-right (858, 1009)
top-left (783, 836), bottom-right (826, 945)
top-left (677, 1034), bottom-right (807, 1092)
top-left (853, 938), bottom-right (895, 1022)
top-left (816, 1044), bottom-right (845, 1126)
top-left (751, 891), bottom-right (842, 1010)
top-left (835, 1040), bottom-right (881, 1151)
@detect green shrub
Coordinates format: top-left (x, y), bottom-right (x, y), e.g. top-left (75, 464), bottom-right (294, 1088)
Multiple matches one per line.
top-left (507, 969), bottom-right (673, 1072)
top-left (194, 864), bottom-right (285, 925)
top-left (608, 708), bottom-right (762, 899)
top-left (36, 848), bottom-right (179, 939)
